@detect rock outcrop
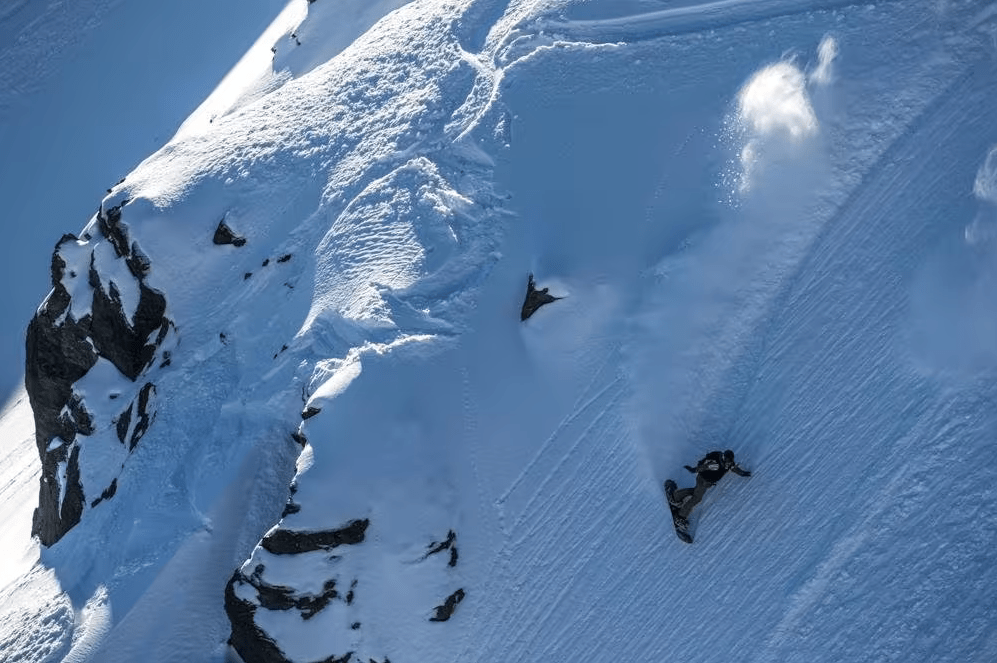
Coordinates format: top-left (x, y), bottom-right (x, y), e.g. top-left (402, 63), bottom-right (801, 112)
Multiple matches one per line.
top-left (521, 273), bottom-right (561, 321)
top-left (213, 218), bottom-right (247, 247)
top-left (226, 514), bottom-right (463, 663)
top-left (225, 519), bottom-right (371, 663)
top-left (25, 199), bottom-right (171, 546)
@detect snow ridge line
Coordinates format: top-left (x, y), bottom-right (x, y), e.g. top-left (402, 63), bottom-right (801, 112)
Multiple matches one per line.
top-left (534, 0), bottom-right (888, 44)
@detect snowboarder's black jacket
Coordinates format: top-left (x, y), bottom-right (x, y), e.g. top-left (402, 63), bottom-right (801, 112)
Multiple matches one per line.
top-left (685, 451), bottom-right (751, 485)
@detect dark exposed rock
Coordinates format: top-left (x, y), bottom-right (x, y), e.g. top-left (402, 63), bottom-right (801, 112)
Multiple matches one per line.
top-left (290, 430), bottom-right (307, 446)
top-left (126, 241), bottom-right (152, 279)
top-left (213, 219), bottom-right (247, 247)
top-left (253, 574), bottom-right (339, 620)
top-left (51, 234), bottom-right (77, 283)
top-left (225, 571), bottom-right (293, 663)
top-left (520, 273), bottom-right (561, 321)
top-left (116, 403), bottom-right (133, 444)
top-left (65, 393), bottom-right (95, 436)
top-left (277, 253), bottom-right (292, 263)
top-left (429, 588), bottom-right (465, 622)
top-left (90, 478), bottom-right (118, 508)
top-left (350, 622), bottom-right (361, 630)
top-left (244, 272), bottom-right (253, 280)
top-left (261, 518), bottom-right (369, 555)
top-left (89, 261), bottom-right (168, 381)
top-left (226, 562), bottom-right (364, 663)
top-left (318, 655), bottom-right (352, 663)
top-left (129, 383), bottom-right (156, 450)
top-left (302, 406), bottom-right (321, 420)
top-left (26, 244), bottom-right (98, 544)
top-left (262, 258), bottom-right (270, 267)
top-left (280, 500), bottom-right (301, 518)
top-left (301, 580), bottom-right (339, 620)
top-left (60, 445), bottom-right (85, 532)
top-left (425, 529), bottom-right (458, 567)
top-left (346, 579), bottom-right (357, 605)
top-left (98, 201), bottom-right (131, 258)
top-left (26, 199), bottom-right (171, 545)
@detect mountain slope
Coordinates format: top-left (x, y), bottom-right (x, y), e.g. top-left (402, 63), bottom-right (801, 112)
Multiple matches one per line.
top-left (0, 0), bottom-right (288, 405)
top-left (3, 0), bottom-right (997, 662)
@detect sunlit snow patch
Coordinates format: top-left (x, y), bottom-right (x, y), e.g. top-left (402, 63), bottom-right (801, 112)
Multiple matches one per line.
top-left (61, 585), bottom-right (112, 663)
top-left (273, 0), bottom-right (414, 79)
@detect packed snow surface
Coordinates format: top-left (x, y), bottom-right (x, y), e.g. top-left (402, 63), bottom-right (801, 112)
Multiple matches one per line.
top-left (3, 0), bottom-right (997, 661)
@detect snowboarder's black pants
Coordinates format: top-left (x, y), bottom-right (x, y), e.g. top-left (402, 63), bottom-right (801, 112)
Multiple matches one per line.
top-left (674, 474), bottom-right (713, 519)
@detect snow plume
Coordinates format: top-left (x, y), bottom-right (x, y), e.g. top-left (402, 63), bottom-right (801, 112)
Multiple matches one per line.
top-left (966, 147), bottom-right (997, 245)
top-left (733, 58), bottom-right (819, 195)
top-left (809, 35), bottom-right (838, 86)
top-left (738, 62), bottom-right (817, 140)
top-left (908, 145), bottom-right (997, 377)
top-left (966, 146), bottom-right (997, 245)
top-left (972, 146), bottom-right (997, 203)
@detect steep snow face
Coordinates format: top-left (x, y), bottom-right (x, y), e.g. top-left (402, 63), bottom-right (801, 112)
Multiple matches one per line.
top-left (4, 0), bottom-right (997, 661)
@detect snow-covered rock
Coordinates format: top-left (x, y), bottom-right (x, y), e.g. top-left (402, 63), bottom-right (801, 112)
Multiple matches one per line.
top-left (26, 198), bottom-right (172, 545)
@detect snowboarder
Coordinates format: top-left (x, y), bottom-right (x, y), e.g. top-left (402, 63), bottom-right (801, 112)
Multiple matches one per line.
top-left (669, 449), bottom-right (751, 519)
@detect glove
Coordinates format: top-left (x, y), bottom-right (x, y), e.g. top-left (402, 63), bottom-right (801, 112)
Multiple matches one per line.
top-left (684, 465), bottom-right (696, 473)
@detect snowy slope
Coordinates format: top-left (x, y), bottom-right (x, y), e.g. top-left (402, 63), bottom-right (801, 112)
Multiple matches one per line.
top-left (3, 0), bottom-right (997, 662)
top-left (0, 0), bottom-right (287, 403)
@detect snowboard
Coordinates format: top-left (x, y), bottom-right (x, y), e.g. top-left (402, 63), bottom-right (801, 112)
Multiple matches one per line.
top-left (664, 480), bottom-right (693, 544)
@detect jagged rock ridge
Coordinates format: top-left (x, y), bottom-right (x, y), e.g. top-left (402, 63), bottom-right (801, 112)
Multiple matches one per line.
top-left (25, 199), bottom-right (172, 545)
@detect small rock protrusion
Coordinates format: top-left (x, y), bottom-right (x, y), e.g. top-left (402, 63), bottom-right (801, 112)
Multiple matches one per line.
top-left (425, 529), bottom-right (458, 567)
top-left (521, 273), bottom-right (561, 321)
top-left (429, 588), bottom-right (465, 622)
top-left (90, 478), bottom-right (118, 508)
top-left (213, 219), bottom-right (247, 247)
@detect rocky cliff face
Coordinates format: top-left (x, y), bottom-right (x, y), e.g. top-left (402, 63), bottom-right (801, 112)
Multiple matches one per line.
top-left (25, 198), bottom-right (172, 546)
top-left (22, 0), bottom-right (498, 656)
top-left (226, 511), bottom-right (464, 663)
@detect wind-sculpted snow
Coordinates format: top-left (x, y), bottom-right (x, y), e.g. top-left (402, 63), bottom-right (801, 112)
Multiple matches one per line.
top-left (4, 0), bottom-right (997, 662)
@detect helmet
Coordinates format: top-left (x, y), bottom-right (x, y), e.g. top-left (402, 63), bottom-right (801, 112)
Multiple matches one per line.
top-left (723, 449), bottom-right (735, 464)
